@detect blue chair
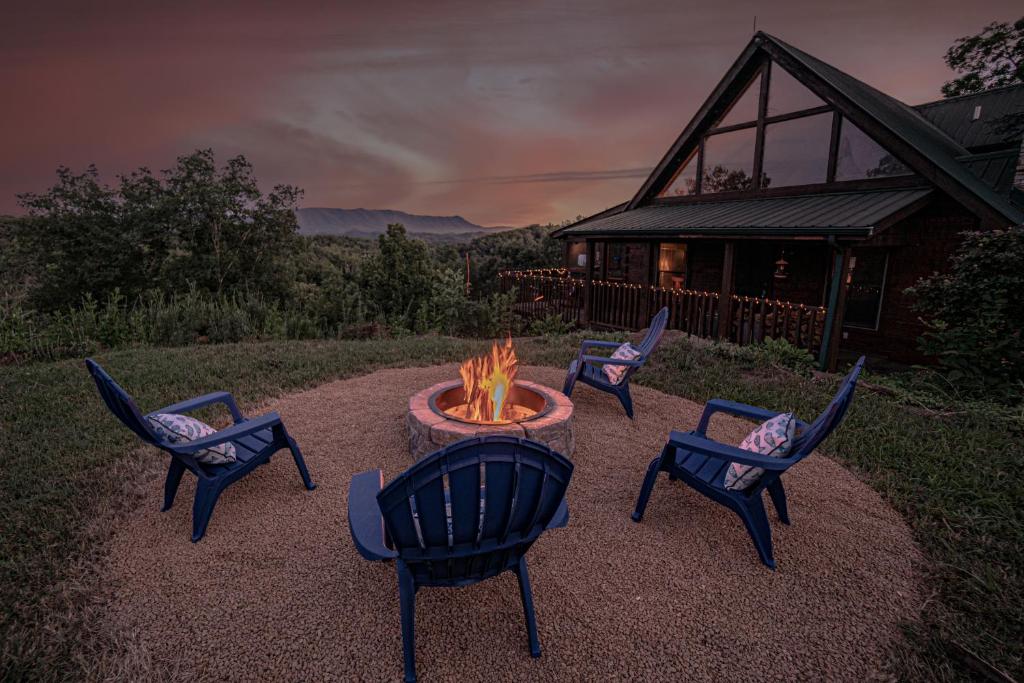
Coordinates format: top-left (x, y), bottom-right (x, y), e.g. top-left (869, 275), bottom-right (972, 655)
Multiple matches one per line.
top-left (562, 306), bottom-right (669, 418)
top-left (631, 357), bottom-right (864, 569)
top-left (85, 359), bottom-right (315, 542)
top-left (349, 435), bottom-right (573, 683)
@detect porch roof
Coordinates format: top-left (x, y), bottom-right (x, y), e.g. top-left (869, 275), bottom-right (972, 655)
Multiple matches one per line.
top-left (554, 187), bottom-right (931, 238)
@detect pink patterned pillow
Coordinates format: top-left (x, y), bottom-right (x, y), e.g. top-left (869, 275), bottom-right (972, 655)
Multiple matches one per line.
top-left (602, 343), bottom-right (641, 384)
top-left (724, 412), bottom-right (796, 490)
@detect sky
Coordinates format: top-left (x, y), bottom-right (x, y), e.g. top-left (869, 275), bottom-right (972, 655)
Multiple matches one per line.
top-left (1, 1), bottom-right (1019, 226)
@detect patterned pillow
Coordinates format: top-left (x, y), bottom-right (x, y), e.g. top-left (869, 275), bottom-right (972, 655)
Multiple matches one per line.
top-left (602, 343), bottom-right (642, 385)
top-left (147, 413), bottom-right (237, 465)
top-left (724, 412), bottom-right (796, 490)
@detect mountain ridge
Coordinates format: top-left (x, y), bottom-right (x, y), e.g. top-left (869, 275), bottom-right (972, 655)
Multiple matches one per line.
top-left (296, 207), bottom-right (509, 237)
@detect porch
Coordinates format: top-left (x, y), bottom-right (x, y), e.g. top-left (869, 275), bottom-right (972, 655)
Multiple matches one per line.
top-left (499, 248), bottom-right (839, 367)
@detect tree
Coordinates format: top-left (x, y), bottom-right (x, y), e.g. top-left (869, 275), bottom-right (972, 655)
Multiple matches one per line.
top-left (941, 18), bottom-right (1024, 97)
top-left (361, 224), bottom-right (438, 331)
top-left (907, 226), bottom-right (1024, 402)
top-left (13, 150), bottom-right (303, 310)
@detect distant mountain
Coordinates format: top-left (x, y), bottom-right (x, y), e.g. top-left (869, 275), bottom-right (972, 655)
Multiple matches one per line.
top-left (296, 207), bottom-right (506, 237)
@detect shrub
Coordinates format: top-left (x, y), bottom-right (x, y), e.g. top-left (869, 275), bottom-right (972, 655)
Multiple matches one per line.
top-left (907, 226), bottom-right (1024, 403)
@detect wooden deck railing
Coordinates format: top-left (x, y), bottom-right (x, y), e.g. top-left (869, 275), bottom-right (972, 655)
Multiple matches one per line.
top-left (498, 270), bottom-right (827, 355)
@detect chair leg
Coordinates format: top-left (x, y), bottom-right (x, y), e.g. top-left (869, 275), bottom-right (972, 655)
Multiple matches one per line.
top-left (515, 557), bottom-right (542, 657)
top-left (616, 386), bottom-right (634, 419)
top-left (191, 481), bottom-right (222, 543)
top-left (287, 436), bottom-right (316, 491)
top-left (397, 561), bottom-right (418, 683)
top-left (631, 449), bottom-right (667, 522)
top-left (737, 497), bottom-right (776, 570)
top-left (562, 368), bottom-right (577, 397)
top-left (767, 479), bottom-right (790, 525)
top-left (162, 458), bottom-right (186, 512)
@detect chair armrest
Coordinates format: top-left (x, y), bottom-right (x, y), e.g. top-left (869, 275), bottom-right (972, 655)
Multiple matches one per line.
top-left (152, 391), bottom-right (244, 423)
top-left (165, 412), bottom-right (281, 454)
top-left (696, 399), bottom-right (787, 435)
top-left (668, 430), bottom-right (794, 471)
top-left (348, 469), bottom-right (398, 561)
top-left (581, 339), bottom-right (623, 350)
top-left (581, 354), bottom-right (645, 368)
top-left (546, 497), bottom-right (569, 530)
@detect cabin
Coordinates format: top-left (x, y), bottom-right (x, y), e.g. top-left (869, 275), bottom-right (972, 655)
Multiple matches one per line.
top-left (501, 32), bottom-right (1024, 369)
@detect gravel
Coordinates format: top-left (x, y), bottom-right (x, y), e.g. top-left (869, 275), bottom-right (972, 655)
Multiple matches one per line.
top-left (103, 365), bottom-right (922, 681)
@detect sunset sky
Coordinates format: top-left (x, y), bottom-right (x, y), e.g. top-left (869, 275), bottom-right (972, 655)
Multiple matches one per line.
top-left (2, 1), bottom-right (1019, 226)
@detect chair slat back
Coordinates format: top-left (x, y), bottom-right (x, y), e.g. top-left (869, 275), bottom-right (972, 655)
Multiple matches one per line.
top-left (793, 356), bottom-right (865, 457)
top-left (85, 359), bottom-right (158, 444)
top-left (637, 307), bottom-right (669, 357)
top-left (377, 436), bottom-right (573, 585)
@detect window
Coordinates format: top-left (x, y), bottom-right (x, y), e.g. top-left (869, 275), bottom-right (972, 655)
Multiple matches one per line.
top-left (760, 112), bottom-right (832, 188)
top-left (844, 250), bottom-right (888, 329)
top-left (702, 127), bottom-right (757, 194)
top-left (657, 243), bottom-right (687, 289)
top-left (767, 66), bottom-right (824, 116)
top-left (835, 119), bottom-right (911, 181)
top-left (566, 241), bottom-right (587, 271)
top-left (657, 149), bottom-right (698, 197)
top-left (717, 77), bottom-right (760, 127)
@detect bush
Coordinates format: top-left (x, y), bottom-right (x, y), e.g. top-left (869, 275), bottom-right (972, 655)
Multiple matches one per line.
top-left (528, 313), bottom-right (574, 337)
top-left (907, 226), bottom-right (1024, 403)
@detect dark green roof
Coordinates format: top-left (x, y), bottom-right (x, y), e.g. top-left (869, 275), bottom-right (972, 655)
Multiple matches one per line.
top-left (915, 85), bottom-right (1024, 151)
top-left (556, 188), bottom-right (931, 238)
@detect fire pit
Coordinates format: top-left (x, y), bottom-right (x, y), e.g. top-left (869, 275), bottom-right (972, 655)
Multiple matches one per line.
top-left (407, 339), bottom-right (574, 459)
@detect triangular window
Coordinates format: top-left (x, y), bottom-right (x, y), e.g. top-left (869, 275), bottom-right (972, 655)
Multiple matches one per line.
top-left (767, 66), bottom-right (824, 116)
top-left (717, 77), bottom-right (761, 127)
top-left (835, 119), bottom-right (911, 180)
top-left (657, 149), bottom-right (699, 197)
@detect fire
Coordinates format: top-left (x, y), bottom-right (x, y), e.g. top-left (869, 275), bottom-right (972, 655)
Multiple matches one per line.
top-left (458, 337), bottom-right (518, 423)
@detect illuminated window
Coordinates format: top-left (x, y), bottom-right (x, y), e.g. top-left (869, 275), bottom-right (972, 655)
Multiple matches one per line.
top-left (702, 127), bottom-right (757, 194)
top-left (835, 119), bottom-right (911, 180)
top-left (658, 149), bottom-right (698, 197)
top-left (844, 250), bottom-right (888, 329)
top-left (658, 243), bottom-right (687, 289)
top-left (761, 112), bottom-right (832, 188)
top-left (566, 241), bottom-right (587, 271)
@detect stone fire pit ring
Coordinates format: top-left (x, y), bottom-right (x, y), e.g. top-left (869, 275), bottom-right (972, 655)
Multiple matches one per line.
top-left (407, 380), bottom-right (574, 460)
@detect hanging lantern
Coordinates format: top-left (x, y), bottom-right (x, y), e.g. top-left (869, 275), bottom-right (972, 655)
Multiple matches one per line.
top-left (773, 251), bottom-right (789, 281)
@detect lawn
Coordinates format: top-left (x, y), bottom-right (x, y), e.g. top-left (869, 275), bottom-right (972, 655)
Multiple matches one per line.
top-left (1, 334), bottom-right (1020, 681)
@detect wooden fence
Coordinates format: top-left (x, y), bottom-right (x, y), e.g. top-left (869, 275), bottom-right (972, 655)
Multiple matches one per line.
top-left (498, 270), bottom-right (827, 356)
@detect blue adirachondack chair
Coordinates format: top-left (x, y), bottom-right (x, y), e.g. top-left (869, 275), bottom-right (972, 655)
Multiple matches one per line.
top-left (348, 435), bottom-right (573, 683)
top-left (562, 306), bottom-right (669, 418)
top-left (631, 356), bottom-right (865, 569)
top-left (85, 359), bottom-right (316, 542)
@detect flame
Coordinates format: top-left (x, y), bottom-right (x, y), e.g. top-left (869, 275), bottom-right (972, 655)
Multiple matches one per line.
top-left (458, 337), bottom-right (518, 423)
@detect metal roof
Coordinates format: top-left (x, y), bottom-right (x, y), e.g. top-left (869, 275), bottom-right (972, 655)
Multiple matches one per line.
top-left (915, 86), bottom-right (1024, 151)
top-left (556, 188), bottom-right (931, 238)
top-left (960, 149), bottom-right (1020, 195)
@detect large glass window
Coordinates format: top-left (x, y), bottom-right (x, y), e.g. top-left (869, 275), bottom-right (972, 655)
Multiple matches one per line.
top-left (657, 149), bottom-right (698, 197)
top-left (760, 112), bottom-right (832, 188)
top-left (835, 120), bottom-right (911, 180)
top-left (702, 127), bottom-right (757, 194)
top-left (566, 241), bottom-right (587, 271)
top-left (844, 250), bottom-right (888, 329)
top-left (767, 66), bottom-right (824, 116)
top-left (657, 243), bottom-right (687, 289)
top-left (717, 77), bottom-right (760, 127)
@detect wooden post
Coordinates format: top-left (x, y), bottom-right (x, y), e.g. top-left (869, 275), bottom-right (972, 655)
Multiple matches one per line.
top-left (818, 246), bottom-right (852, 372)
top-left (581, 240), bottom-right (595, 326)
top-left (716, 241), bottom-right (736, 340)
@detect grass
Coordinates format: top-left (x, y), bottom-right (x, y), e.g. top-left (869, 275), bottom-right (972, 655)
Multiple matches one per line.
top-left (1, 333), bottom-right (1021, 681)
